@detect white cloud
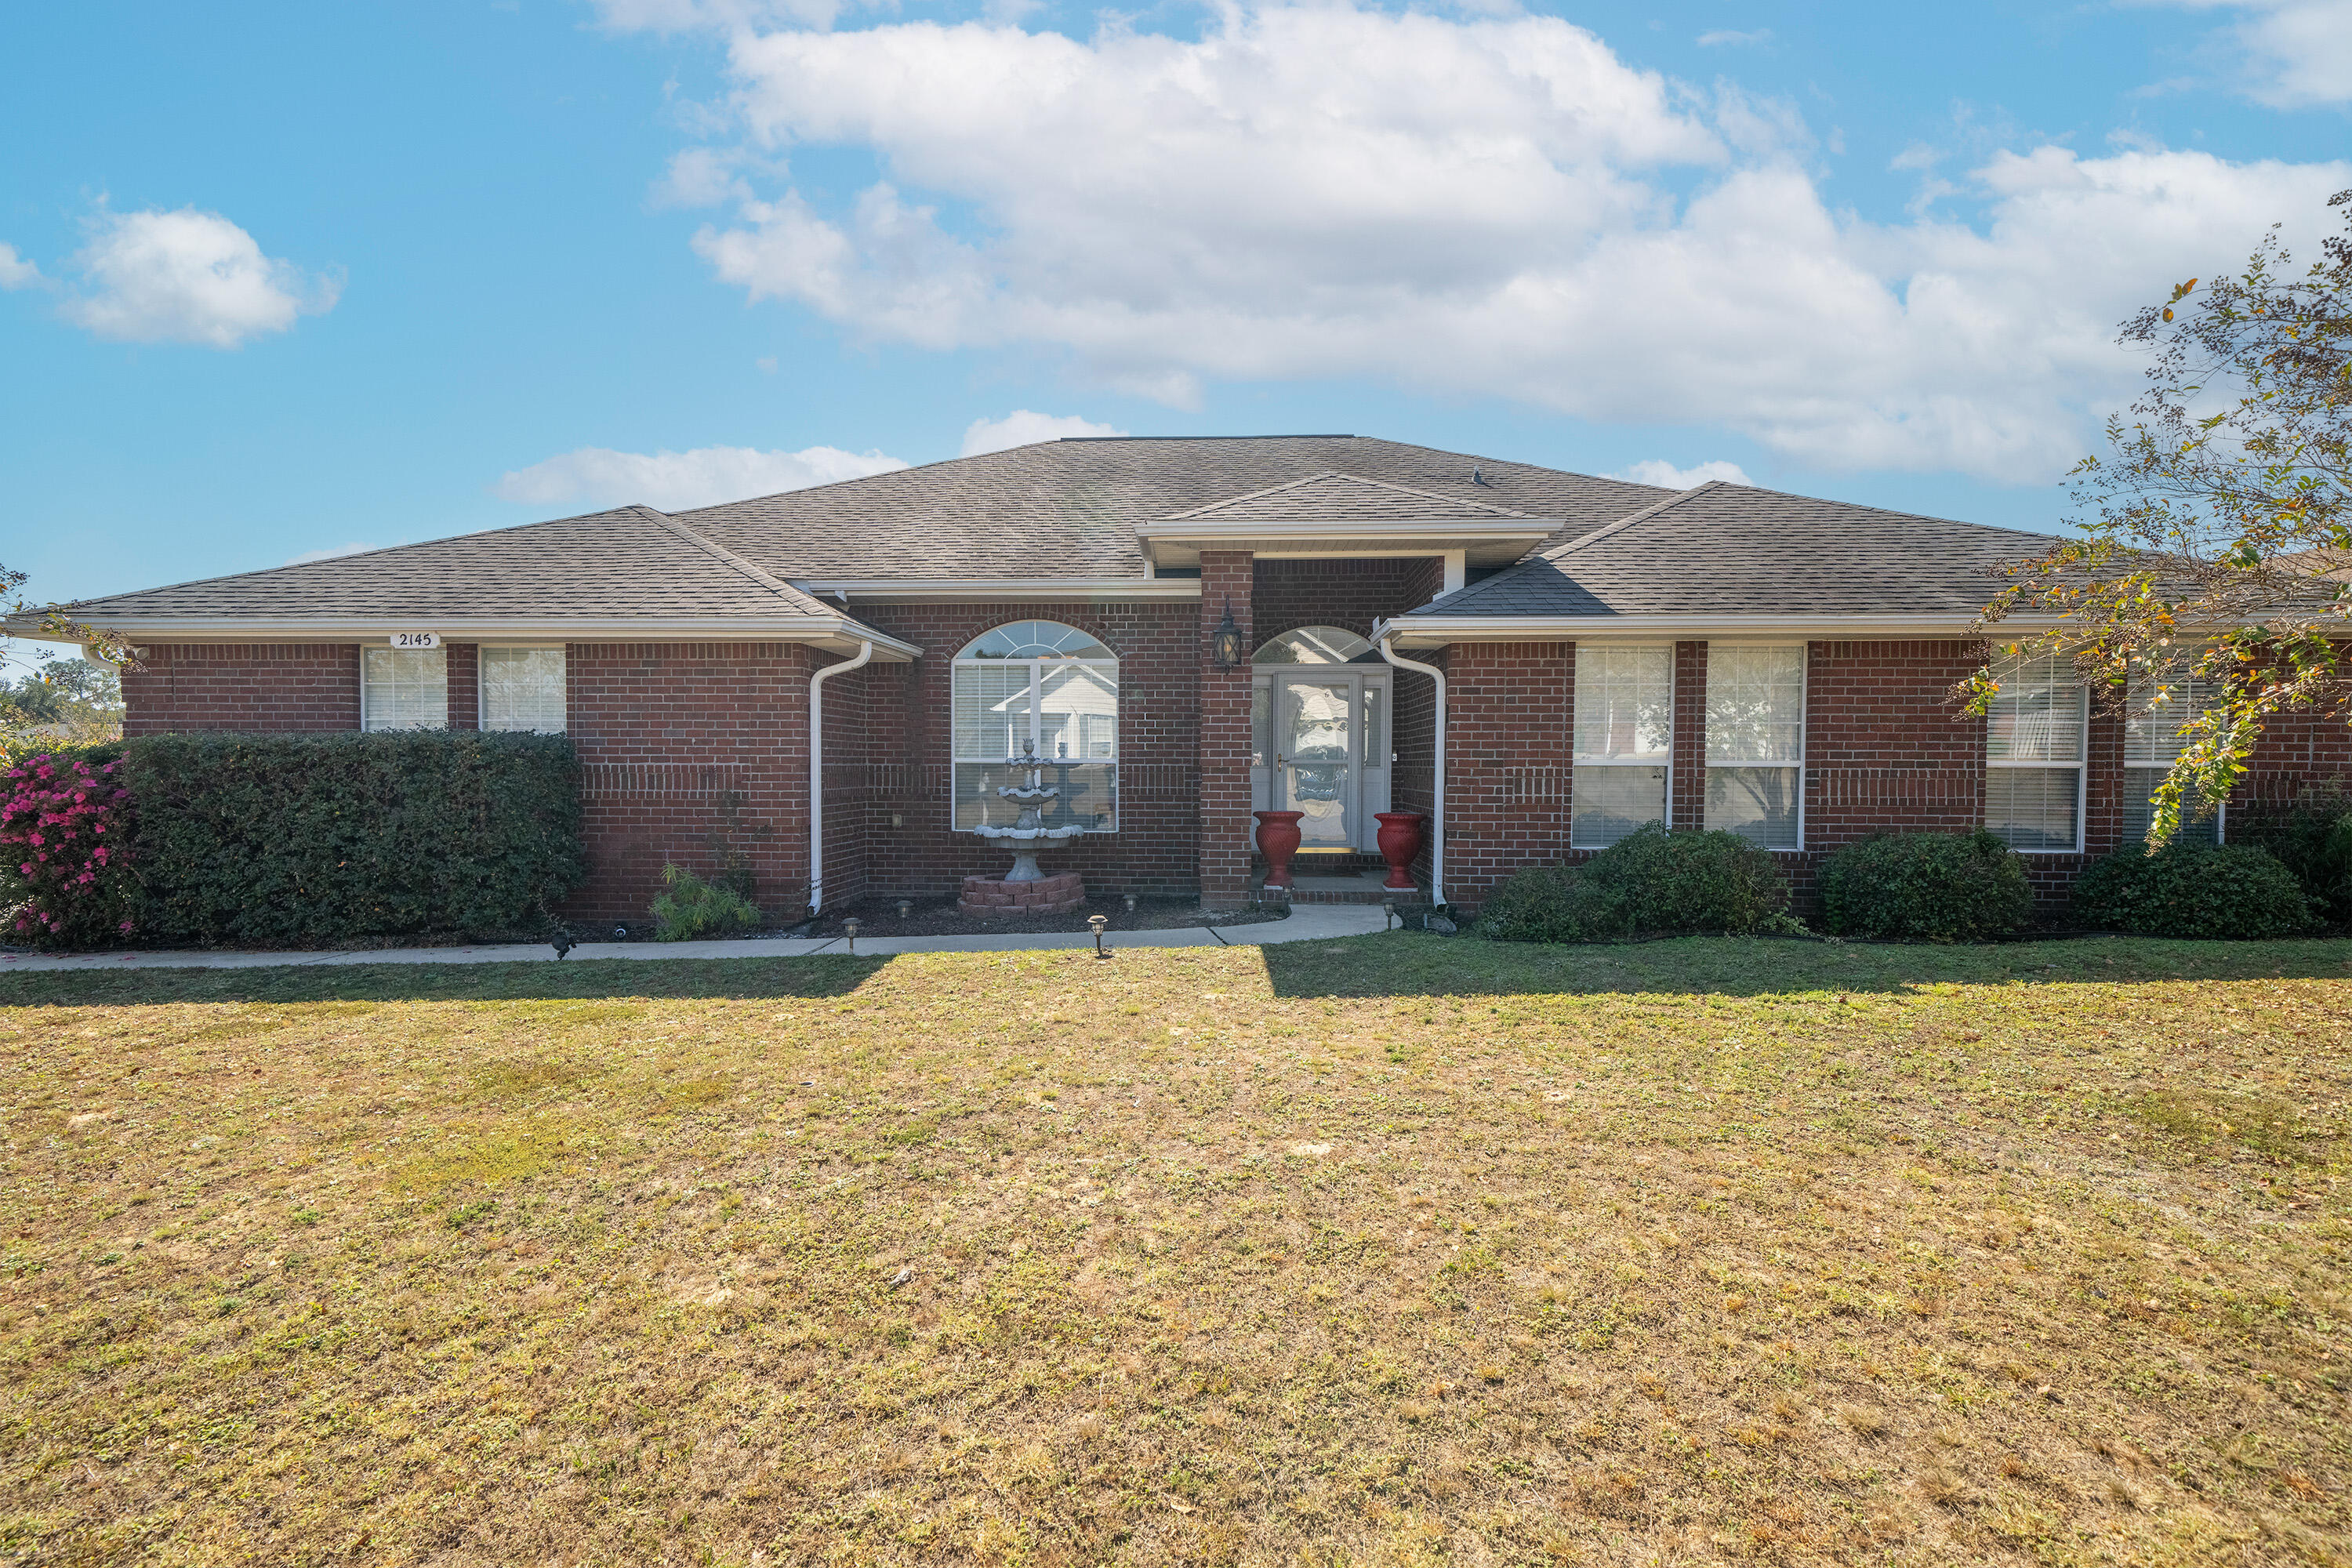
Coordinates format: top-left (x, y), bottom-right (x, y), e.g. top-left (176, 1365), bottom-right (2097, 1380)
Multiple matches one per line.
top-left (1697, 28), bottom-right (1771, 45)
top-left (285, 542), bottom-right (382, 566)
top-left (960, 409), bottom-right (1127, 456)
top-left (60, 208), bottom-right (338, 348)
top-left (0, 244), bottom-right (41, 290)
top-left (654, 147), bottom-right (752, 209)
top-left (620, 3), bottom-right (2349, 482)
top-left (2143, 0), bottom-right (2352, 107)
top-left (1611, 459), bottom-right (1753, 490)
top-left (494, 443), bottom-right (909, 511)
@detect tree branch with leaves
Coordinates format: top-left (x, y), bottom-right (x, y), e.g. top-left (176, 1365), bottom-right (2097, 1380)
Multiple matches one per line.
top-left (1, 562), bottom-right (140, 758)
top-left (1965, 188), bottom-right (2352, 847)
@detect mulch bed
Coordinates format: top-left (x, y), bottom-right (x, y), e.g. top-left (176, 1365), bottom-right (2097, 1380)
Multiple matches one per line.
top-left (801, 895), bottom-right (1287, 939)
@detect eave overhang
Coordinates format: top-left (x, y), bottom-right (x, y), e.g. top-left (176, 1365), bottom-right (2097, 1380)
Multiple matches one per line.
top-left (1132, 518), bottom-right (1555, 569)
top-left (1376, 612), bottom-right (2063, 648)
top-left (794, 577), bottom-right (1203, 603)
top-left (2, 615), bottom-right (924, 662)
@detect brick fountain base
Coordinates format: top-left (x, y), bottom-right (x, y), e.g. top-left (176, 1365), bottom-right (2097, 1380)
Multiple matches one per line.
top-left (957, 871), bottom-right (1088, 917)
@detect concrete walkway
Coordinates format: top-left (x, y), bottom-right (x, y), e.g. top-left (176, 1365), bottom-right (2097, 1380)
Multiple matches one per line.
top-left (0, 903), bottom-right (1391, 972)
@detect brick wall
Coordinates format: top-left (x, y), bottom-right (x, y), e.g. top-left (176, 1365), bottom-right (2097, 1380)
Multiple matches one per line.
top-left (446, 643), bottom-right (480, 731)
top-left (1254, 557), bottom-right (1439, 644)
top-left (1439, 641), bottom-right (1571, 896)
top-left (1670, 640), bottom-right (1708, 829)
top-left (821, 598), bottom-right (1204, 904)
top-left (122, 644), bottom-right (361, 734)
top-left (1198, 554), bottom-right (1257, 906)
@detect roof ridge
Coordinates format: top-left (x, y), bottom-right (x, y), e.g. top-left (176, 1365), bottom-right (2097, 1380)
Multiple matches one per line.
top-left (1159, 469), bottom-right (1541, 522)
top-left (641, 507), bottom-right (829, 612)
top-left (1408, 482), bottom-right (1722, 617)
top-left (1541, 481), bottom-right (1722, 561)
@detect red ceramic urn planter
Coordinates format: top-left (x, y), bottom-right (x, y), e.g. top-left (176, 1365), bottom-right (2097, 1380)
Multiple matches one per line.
top-left (1374, 811), bottom-right (1425, 890)
top-left (1253, 810), bottom-right (1305, 888)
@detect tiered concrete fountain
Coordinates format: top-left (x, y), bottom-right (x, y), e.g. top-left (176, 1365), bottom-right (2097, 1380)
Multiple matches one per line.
top-left (958, 738), bottom-right (1090, 916)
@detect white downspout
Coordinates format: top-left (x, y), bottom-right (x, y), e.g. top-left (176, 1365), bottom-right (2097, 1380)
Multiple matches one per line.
top-left (1376, 627), bottom-right (1445, 909)
top-left (807, 639), bottom-right (874, 917)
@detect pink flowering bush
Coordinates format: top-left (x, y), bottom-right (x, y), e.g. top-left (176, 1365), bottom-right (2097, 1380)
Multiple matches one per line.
top-left (0, 747), bottom-right (139, 949)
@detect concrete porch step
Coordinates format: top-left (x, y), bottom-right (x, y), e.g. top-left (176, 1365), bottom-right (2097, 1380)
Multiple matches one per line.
top-left (1254, 867), bottom-right (1417, 905)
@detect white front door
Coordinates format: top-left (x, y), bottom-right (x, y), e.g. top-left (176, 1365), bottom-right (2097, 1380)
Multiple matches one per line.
top-left (1250, 670), bottom-right (1392, 851)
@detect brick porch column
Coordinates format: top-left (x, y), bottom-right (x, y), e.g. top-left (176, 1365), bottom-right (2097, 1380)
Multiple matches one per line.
top-left (1198, 550), bottom-right (1255, 906)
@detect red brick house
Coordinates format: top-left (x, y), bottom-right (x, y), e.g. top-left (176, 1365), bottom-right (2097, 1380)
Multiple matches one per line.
top-left (32, 436), bottom-right (2351, 921)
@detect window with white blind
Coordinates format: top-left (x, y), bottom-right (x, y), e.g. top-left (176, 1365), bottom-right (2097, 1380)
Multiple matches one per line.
top-left (2122, 655), bottom-right (2223, 844)
top-left (481, 647), bottom-right (568, 733)
top-left (1985, 652), bottom-right (2085, 851)
top-left (1705, 644), bottom-right (1805, 850)
top-left (1572, 644), bottom-right (1672, 848)
top-left (361, 647), bottom-right (447, 731)
top-left (952, 621), bottom-right (1119, 833)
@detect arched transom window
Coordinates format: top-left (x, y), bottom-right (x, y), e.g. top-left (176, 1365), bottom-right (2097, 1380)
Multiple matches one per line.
top-left (953, 621), bottom-right (1120, 833)
top-left (1253, 626), bottom-right (1372, 666)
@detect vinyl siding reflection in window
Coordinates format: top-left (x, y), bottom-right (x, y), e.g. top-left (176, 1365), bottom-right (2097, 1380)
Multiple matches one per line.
top-left (1985, 653), bottom-right (2085, 851)
top-left (2121, 655), bottom-right (2223, 845)
top-left (1704, 644), bottom-right (1804, 850)
top-left (1572, 644), bottom-right (1671, 848)
top-left (481, 647), bottom-right (567, 733)
top-left (361, 647), bottom-right (447, 731)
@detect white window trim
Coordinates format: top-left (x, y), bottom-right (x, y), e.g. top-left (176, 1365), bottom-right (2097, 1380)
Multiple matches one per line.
top-left (1570, 643), bottom-right (1675, 851)
top-left (1985, 666), bottom-right (2087, 855)
top-left (1703, 641), bottom-right (1806, 852)
top-left (950, 648), bottom-right (1122, 835)
top-left (477, 644), bottom-right (569, 735)
top-left (359, 644), bottom-right (448, 733)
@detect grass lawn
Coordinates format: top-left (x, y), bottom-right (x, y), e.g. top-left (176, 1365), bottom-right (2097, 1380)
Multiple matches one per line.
top-left (2, 934), bottom-right (2348, 1566)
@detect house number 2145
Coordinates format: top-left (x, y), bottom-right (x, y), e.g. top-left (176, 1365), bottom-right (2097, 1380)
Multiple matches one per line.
top-left (390, 632), bottom-right (441, 649)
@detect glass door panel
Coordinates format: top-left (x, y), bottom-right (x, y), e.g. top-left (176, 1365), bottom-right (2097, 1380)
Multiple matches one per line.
top-left (1280, 678), bottom-right (1354, 849)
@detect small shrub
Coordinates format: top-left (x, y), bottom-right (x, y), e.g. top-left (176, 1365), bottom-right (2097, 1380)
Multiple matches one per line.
top-left (1478, 824), bottom-right (1795, 943)
top-left (1819, 829), bottom-right (2034, 942)
top-left (2072, 842), bottom-right (2318, 939)
top-left (0, 745), bottom-right (138, 949)
top-left (2232, 786), bottom-right (2352, 924)
top-left (651, 863), bottom-right (761, 941)
top-left (1474, 863), bottom-right (1622, 943)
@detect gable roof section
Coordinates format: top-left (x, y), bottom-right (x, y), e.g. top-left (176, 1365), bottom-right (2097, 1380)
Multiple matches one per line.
top-left (1158, 471), bottom-right (1548, 524)
top-left (678, 436), bottom-right (1666, 579)
top-left (37, 506), bottom-right (916, 655)
top-left (1399, 481), bottom-right (2055, 625)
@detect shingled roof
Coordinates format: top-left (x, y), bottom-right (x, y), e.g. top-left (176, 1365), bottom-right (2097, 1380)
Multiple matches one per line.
top-left (676, 436), bottom-right (1665, 579)
top-left (40, 505), bottom-right (913, 652)
top-left (1158, 470), bottom-right (1550, 525)
top-left (1401, 481), bottom-right (2051, 622)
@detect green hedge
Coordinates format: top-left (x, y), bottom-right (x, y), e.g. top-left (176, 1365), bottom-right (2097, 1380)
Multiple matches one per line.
top-left (2071, 842), bottom-right (2319, 939)
top-left (125, 731), bottom-right (585, 944)
top-left (1819, 829), bottom-right (2035, 942)
top-left (1478, 824), bottom-right (1795, 943)
top-left (2231, 791), bottom-right (2352, 924)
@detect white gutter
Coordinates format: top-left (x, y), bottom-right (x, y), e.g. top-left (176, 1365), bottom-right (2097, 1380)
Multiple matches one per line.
top-left (1383, 612), bottom-right (2070, 646)
top-left (793, 578), bottom-right (1203, 602)
top-left (0, 615), bottom-right (921, 659)
top-left (806, 639), bottom-right (874, 917)
top-left (1375, 626), bottom-right (1445, 909)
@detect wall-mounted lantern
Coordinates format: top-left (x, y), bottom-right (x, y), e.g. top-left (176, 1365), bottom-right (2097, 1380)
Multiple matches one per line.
top-left (1210, 601), bottom-right (1245, 669)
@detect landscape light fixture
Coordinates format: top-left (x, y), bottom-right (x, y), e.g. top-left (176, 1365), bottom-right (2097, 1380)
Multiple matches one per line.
top-left (844, 917), bottom-right (859, 954)
top-left (1210, 601), bottom-right (1245, 669)
top-left (1089, 913), bottom-right (1110, 960)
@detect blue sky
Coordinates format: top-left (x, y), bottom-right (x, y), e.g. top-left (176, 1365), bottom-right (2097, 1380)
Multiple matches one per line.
top-left (4, 0), bottom-right (2348, 622)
